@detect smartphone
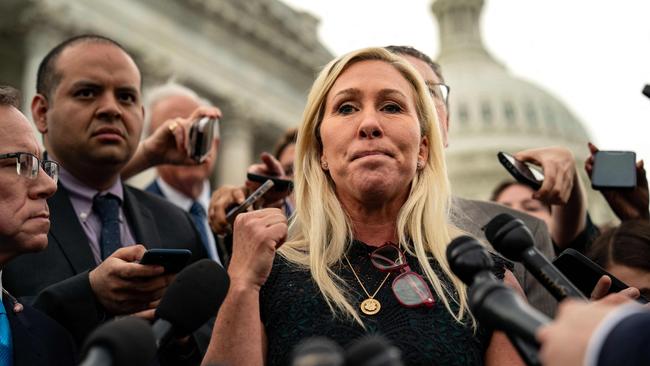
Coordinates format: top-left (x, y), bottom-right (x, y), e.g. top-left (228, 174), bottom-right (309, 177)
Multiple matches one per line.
top-left (187, 117), bottom-right (218, 163)
top-left (497, 152), bottom-right (544, 190)
top-left (139, 248), bottom-right (192, 273)
top-left (225, 179), bottom-right (275, 224)
top-left (247, 172), bottom-right (293, 193)
top-left (591, 150), bottom-right (636, 189)
top-left (553, 249), bottom-right (648, 303)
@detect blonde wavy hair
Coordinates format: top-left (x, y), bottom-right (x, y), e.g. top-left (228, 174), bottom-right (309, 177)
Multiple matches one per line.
top-left (278, 47), bottom-right (470, 327)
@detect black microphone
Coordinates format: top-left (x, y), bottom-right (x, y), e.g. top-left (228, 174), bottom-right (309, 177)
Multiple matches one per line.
top-left (447, 236), bottom-right (551, 366)
top-left (344, 334), bottom-right (403, 366)
top-left (79, 317), bottom-right (156, 366)
top-left (290, 337), bottom-right (344, 366)
top-left (152, 259), bottom-right (230, 348)
top-left (484, 213), bottom-right (586, 301)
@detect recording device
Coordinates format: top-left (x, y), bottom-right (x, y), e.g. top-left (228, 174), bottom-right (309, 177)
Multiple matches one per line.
top-left (553, 249), bottom-right (649, 303)
top-left (152, 259), bottom-right (230, 348)
top-left (447, 236), bottom-right (551, 366)
top-left (187, 116), bottom-right (218, 163)
top-left (344, 335), bottom-right (403, 366)
top-left (484, 213), bottom-right (586, 301)
top-left (225, 179), bottom-right (275, 224)
top-left (642, 84), bottom-right (650, 99)
top-left (290, 337), bottom-right (344, 366)
top-left (590, 150), bottom-right (636, 189)
top-left (139, 248), bottom-right (192, 273)
top-left (247, 172), bottom-right (293, 193)
top-left (80, 317), bottom-right (156, 366)
top-left (497, 152), bottom-right (544, 190)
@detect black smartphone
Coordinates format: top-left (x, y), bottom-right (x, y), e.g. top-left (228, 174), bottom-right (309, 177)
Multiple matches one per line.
top-left (553, 249), bottom-right (648, 303)
top-left (497, 151), bottom-right (544, 190)
top-left (139, 248), bottom-right (192, 273)
top-left (591, 150), bottom-right (636, 189)
top-left (247, 172), bottom-right (293, 193)
top-left (225, 179), bottom-right (275, 224)
top-left (187, 117), bottom-right (218, 163)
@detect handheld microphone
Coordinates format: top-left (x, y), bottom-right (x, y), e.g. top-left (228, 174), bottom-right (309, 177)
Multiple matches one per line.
top-left (152, 258), bottom-right (230, 348)
top-left (447, 236), bottom-right (551, 366)
top-left (79, 317), bottom-right (156, 366)
top-left (484, 213), bottom-right (586, 301)
top-left (290, 337), bottom-right (344, 366)
top-left (344, 335), bottom-right (403, 366)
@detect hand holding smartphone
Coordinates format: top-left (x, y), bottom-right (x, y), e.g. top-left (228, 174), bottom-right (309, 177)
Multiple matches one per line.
top-left (225, 179), bottom-right (275, 224)
top-left (187, 117), bottom-right (219, 163)
top-left (497, 151), bottom-right (545, 190)
top-left (247, 173), bottom-right (293, 193)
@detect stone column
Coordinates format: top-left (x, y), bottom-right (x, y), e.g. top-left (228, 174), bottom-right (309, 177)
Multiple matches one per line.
top-left (215, 108), bottom-right (254, 187)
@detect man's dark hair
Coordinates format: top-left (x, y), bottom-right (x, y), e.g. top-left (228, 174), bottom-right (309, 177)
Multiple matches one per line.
top-left (0, 86), bottom-right (21, 108)
top-left (36, 34), bottom-right (132, 98)
top-left (385, 45), bottom-right (445, 82)
top-left (274, 128), bottom-right (298, 159)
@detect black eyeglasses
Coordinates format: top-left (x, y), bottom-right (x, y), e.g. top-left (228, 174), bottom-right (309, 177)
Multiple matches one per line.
top-left (0, 152), bottom-right (59, 183)
top-left (427, 83), bottom-right (450, 108)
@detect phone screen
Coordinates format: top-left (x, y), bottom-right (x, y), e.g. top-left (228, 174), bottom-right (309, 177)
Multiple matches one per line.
top-left (591, 151), bottom-right (636, 189)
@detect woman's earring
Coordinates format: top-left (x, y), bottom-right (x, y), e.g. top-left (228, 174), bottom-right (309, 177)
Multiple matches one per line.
top-left (417, 160), bottom-right (424, 170)
top-left (321, 161), bottom-right (329, 170)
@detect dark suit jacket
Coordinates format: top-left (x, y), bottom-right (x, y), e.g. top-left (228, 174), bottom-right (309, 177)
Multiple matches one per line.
top-left (4, 296), bottom-right (76, 366)
top-left (3, 183), bottom-right (208, 346)
top-left (596, 310), bottom-right (650, 366)
top-left (145, 179), bottom-right (229, 266)
top-left (450, 197), bottom-right (558, 316)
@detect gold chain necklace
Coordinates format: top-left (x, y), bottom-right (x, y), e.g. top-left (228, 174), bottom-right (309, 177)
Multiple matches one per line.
top-left (344, 254), bottom-right (391, 315)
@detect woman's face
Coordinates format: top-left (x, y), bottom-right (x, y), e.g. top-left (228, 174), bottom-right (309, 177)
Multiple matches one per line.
top-left (495, 183), bottom-right (552, 229)
top-left (319, 60), bottom-right (428, 207)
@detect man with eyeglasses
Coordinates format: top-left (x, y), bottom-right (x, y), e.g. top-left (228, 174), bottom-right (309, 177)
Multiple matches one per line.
top-left (2, 35), bottom-right (209, 362)
top-left (0, 85), bottom-right (76, 365)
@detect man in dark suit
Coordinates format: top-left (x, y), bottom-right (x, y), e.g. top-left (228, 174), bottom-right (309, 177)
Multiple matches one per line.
top-left (2, 35), bottom-right (208, 357)
top-left (143, 83), bottom-right (226, 265)
top-left (0, 85), bottom-right (76, 365)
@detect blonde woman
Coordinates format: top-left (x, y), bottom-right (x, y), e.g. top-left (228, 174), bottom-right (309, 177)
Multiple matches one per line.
top-left (203, 48), bottom-right (523, 366)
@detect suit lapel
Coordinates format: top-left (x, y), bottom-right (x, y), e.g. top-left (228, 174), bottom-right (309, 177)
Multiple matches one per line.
top-left (48, 184), bottom-right (97, 273)
top-left (123, 185), bottom-right (162, 249)
top-left (5, 299), bottom-right (43, 366)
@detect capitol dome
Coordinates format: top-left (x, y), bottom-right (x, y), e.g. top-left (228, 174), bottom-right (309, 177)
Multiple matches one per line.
top-left (431, 0), bottom-right (612, 223)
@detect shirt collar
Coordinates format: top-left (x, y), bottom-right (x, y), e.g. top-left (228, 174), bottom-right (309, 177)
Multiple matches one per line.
top-left (156, 178), bottom-right (210, 212)
top-left (58, 165), bottom-right (124, 203)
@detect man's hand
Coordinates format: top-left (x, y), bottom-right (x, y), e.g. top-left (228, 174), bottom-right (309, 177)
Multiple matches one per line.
top-left (89, 245), bottom-right (175, 315)
top-left (590, 275), bottom-right (640, 301)
top-left (537, 294), bottom-right (632, 366)
top-left (208, 185), bottom-right (247, 235)
top-left (586, 142), bottom-right (649, 221)
top-left (141, 106), bottom-right (222, 167)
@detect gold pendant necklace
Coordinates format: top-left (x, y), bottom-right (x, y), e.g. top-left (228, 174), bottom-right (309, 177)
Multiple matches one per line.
top-left (344, 255), bottom-right (391, 316)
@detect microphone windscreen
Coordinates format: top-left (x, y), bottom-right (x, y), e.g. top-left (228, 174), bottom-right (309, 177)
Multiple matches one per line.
top-left (484, 213), bottom-right (516, 244)
top-left (446, 235), bottom-right (494, 286)
top-left (156, 259), bottom-right (230, 335)
top-left (81, 317), bottom-right (156, 366)
top-left (291, 337), bottom-right (344, 366)
top-left (345, 334), bottom-right (403, 366)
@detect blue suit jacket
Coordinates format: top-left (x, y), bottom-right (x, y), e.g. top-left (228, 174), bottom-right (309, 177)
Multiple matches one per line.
top-left (597, 310), bottom-right (650, 366)
top-left (4, 296), bottom-right (76, 366)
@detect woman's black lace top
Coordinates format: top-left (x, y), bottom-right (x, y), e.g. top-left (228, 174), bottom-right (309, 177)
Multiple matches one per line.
top-left (260, 240), bottom-right (510, 366)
